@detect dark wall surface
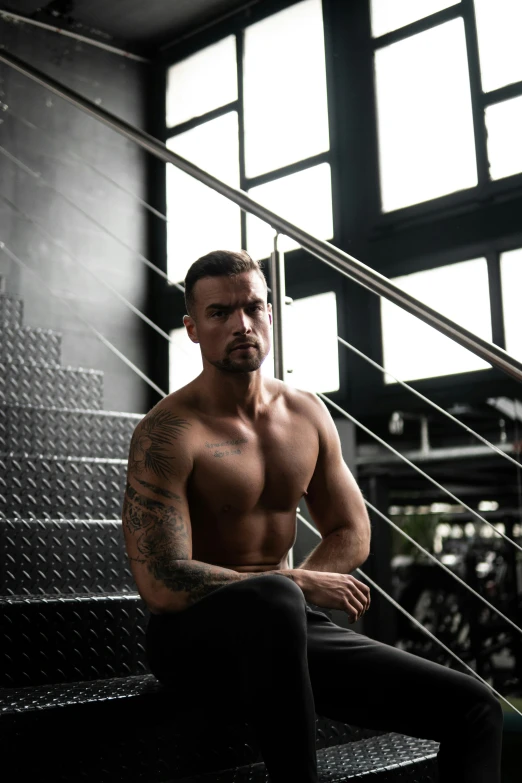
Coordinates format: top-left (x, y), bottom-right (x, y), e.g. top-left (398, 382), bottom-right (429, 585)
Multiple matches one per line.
top-left (0, 18), bottom-right (150, 414)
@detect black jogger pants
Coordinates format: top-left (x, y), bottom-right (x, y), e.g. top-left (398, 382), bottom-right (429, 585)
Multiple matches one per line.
top-left (145, 573), bottom-right (503, 783)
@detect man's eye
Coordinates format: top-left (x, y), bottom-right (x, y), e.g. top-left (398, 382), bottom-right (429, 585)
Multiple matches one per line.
top-left (211, 311), bottom-right (224, 318)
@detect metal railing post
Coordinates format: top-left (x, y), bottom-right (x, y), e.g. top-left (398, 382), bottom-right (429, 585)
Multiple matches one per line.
top-left (268, 233), bottom-right (286, 382)
top-left (1, 49), bottom-right (522, 384)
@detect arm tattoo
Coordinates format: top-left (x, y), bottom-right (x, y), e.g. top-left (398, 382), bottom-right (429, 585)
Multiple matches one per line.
top-left (135, 477), bottom-right (181, 501)
top-left (129, 410), bottom-right (190, 479)
top-left (123, 480), bottom-right (190, 568)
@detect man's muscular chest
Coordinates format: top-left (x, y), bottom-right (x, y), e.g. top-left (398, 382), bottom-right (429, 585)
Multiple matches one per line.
top-left (188, 410), bottom-right (319, 516)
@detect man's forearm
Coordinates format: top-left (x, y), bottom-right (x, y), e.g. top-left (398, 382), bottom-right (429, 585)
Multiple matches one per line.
top-left (296, 527), bottom-right (368, 574)
top-left (149, 559), bottom-right (295, 613)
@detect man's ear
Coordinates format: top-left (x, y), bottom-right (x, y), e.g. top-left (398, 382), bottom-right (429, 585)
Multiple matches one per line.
top-left (267, 302), bottom-right (273, 325)
top-left (183, 314), bottom-right (199, 344)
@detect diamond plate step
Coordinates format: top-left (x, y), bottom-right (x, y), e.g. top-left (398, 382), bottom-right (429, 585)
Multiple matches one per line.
top-left (0, 293), bottom-right (23, 326)
top-left (171, 733), bottom-right (439, 783)
top-left (0, 519), bottom-right (133, 595)
top-left (0, 403), bottom-right (141, 459)
top-left (0, 592), bottom-right (148, 687)
top-left (0, 362), bottom-right (103, 409)
top-left (0, 325), bottom-right (61, 365)
top-left (0, 675), bottom-right (397, 782)
top-left (0, 455), bottom-right (126, 519)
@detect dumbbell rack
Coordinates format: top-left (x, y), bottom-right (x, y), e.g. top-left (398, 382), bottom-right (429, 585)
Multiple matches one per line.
top-left (0, 284), bottom-right (438, 781)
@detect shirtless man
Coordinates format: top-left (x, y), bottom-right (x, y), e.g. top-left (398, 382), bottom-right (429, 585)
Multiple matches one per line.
top-left (122, 250), bottom-right (503, 783)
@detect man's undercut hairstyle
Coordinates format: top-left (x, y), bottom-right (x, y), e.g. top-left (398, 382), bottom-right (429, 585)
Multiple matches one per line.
top-left (184, 249), bottom-right (267, 318)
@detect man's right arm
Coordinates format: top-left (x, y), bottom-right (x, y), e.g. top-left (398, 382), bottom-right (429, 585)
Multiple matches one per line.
top-left (122, 407), bottom-right (295, 613)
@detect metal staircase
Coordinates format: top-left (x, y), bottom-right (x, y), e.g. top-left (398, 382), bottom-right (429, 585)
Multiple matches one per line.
top-left (0, 283), bottom-right (439, 781)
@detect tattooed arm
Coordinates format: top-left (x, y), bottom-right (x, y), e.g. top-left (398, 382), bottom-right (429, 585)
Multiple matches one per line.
top-left (122, 405), bottom-right (295, 613)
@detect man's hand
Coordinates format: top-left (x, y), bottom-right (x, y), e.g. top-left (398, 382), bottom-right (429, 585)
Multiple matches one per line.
top-left (292, 570), bottom-right (371, 623)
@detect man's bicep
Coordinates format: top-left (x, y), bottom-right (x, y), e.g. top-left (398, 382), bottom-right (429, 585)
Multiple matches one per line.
top-left (304, 394), bottom-right (370, 541)
top-left (122, 415), bottom-right (194, 605)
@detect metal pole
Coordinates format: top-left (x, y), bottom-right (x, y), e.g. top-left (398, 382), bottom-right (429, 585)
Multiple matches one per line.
top-left (2, 48), bottom-right (522, 384)
top-left (268, 234), bottom-right (286, 382)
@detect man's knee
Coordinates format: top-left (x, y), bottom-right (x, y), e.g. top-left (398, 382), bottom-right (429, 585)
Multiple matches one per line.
top-left (241, 573), bottom-right (307, 616)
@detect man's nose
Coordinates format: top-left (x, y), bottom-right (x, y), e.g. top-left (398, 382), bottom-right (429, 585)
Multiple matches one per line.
top-left (231, 310), bottom-right (253, 332)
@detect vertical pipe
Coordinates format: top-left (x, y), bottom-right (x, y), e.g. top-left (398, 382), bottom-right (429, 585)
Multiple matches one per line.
top-left (268, 234), bottom-right (292, 568)
top-left (269, 233), bottom-right (286, 382)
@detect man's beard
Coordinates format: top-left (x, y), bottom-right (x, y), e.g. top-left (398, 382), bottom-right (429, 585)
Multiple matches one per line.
top-left (210, 347), bottom-right (266, 374)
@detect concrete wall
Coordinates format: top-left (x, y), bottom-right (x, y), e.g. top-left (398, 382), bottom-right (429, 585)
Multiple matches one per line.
top-left (0, 18), bottom-right (150, 414)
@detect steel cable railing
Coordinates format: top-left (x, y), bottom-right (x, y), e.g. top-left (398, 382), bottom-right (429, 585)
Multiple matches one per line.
top-left (0, 144), bottom-right (186, 295)
top-left (336, 335), bottom-right (522, 472)
top-left (2, 106), bottom-right (169, 223)
top-left (362, 499), bottom-right (522, 637)
top-left (2, 48), bottom-right (522, 711)
top-left (2, 47), bottom-right (522, 384)
top-left (319, 393), bottom-right (522, 554)
top-left (296, 509), bottom-right (522, 718)
top-left (0, 195), bottom-right (198, 364)
top-left (0, 242), bottom-right (168, 399)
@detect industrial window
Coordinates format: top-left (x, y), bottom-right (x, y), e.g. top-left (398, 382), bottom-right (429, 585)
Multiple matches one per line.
top-left (169, 291), bottom-right (339, 394)
top-left (166, 112), bottom-right (241, 283)
top-left (370, 0), bottom-right (459, 38)
top-left (485, 96), bottom-right (522, 180)
top-left (165, 36), bottom-right (237, 128)
top-left (500, 249), bottom-right (522, 363)
top-left (288, 291), bottom-right (340, 394)
top-left (169, 327), bottom-right (203, 393)
top-left (374, 19), bottom-right (477, 212)
top-left (473, 0), bottom-right (522, 93)
top-left (243, 0), bottom-right (330, 178)
top-left (381, 259), bottom-right (492, 383)
top-left (246, 163), bottom-right (333, 261)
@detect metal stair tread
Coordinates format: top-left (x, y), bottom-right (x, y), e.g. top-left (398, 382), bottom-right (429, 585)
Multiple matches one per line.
top-left (0, 401), bottom-right (141, 418)
top-left (0, 360), bottom-right (103, 375)
top-left (0, 673), bottom-right (162, 716)
top-left (0, 590), bottom-right (140, 605)
top-left (0, 452), bottom-right (128, 463)
top-left (171, 733), bottom-right (439, 783)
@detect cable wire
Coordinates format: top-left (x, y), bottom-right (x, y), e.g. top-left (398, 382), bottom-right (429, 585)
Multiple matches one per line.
top-left (337, 334), bottom-right (522, 471)
top-left (0, 195), bottom-right (197, 362)
top-left (3, 107), bottom-right (168, 222)
top-left (0, 144), bottom-right (185, 294)
top-left (318, 393), bottom-right (522, 553)
top-left (363, 498), bottom-right (522, 638)
top-left (0, 241), bottom-right (168, 399)
top-left (295, 510), bottom-right (522, 718)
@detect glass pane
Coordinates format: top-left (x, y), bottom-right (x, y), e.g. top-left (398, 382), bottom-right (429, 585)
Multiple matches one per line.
top-left (500, 249), bottom-right (522, 363)
top-left (166, 112), bottom-right (241, 283)
top-left (486, 96), bottom-right (522, 180)
top-left (288, 291), bottom-right (340, 393)
top-left (169, 327), bottom-right (203, 393)
top-left (374, 19), bottom-right (477, 212)
top-left (474, 0), bottom-right (522, 93)
top-left (371, 0), bottom-right (459, 37)
top-left (243, 0), bottom-right (329, 178)
top-left (381, 259), bottom-right (492, 383)
top-left (246, 163), bottom-right (333, 261)
top-left (166, 36), bottom-right (237, 128)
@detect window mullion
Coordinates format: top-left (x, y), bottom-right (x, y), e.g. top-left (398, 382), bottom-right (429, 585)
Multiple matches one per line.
top-left (487, 252), bottom-right (506, 349)
top-left (461, 0), bottom-right (490, 187)
top-left (237, 29), bottom-right (247, 249)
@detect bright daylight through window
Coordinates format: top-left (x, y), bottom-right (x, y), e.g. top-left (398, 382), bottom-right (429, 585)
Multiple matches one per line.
top-left (381, 259), bottom-right (492, 383)
top-left (500, 249), bottom-right (522, 364)
top-left (169, 291), bottom-right (339, 395)
top-left (374, 18), bottom-right (477, 212)
top-left (166, 113), bottom-right (241, 284)
top-left (370, 0), bottom-right (460, 38)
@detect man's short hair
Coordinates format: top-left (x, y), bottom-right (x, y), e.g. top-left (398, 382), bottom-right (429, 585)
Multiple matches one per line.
top-left (184, 249), bottom-right (267, 318)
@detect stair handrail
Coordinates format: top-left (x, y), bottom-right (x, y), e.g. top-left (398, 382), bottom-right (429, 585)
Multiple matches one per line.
top-left (1, 48), bottom-right (522, 384)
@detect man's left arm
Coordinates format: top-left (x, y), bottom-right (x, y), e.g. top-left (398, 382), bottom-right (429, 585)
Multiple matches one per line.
top-left (296, 393), bottom-right (371, 575)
